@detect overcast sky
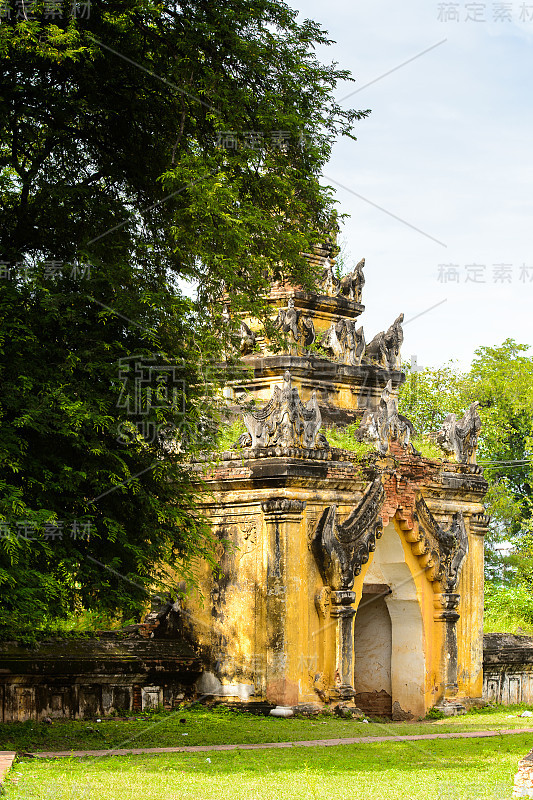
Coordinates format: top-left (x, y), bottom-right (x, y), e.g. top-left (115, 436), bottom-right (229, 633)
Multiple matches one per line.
top-left (294, 0), bottom-right (533, 369)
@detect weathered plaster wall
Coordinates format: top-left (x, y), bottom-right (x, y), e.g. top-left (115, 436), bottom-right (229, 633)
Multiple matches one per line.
top-left (181, 503), bottom-right (265, 702)
top-left (456, 518), bottom-right (485, 699)
top-left (185, 484), bottom-right (369, 707)
top-left (353, 595), bottom-right (392, 696)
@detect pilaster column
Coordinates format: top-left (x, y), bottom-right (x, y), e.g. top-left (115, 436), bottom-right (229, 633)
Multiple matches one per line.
top-left (262, 499), bottom-right (306, 706)
top-left (330, 589), bottom-right (357, 699)
top-left (434, 592), bottom-right (460, 698)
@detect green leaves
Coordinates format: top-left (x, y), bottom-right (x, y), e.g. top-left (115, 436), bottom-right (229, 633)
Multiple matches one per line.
top-left (399, 340), bottom-right (533, 586)
top-left (0, 0), bottom-right (368, 637)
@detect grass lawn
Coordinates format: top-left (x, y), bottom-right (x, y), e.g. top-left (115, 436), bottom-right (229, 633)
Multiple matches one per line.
top-left (0, 706), bottom-right (533, 753)
top-left (1, 703), bottom-right (533, 754)
top-left (3, 734), bottom-right (531, 800)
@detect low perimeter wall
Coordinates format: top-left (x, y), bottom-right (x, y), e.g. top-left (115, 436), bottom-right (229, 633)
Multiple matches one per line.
top-left (0, 628), bottom-right (202, 722)
top-left (483, 633), bottom-right (533, 705)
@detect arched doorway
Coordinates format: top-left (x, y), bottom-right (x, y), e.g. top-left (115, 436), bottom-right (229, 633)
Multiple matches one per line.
top-left (354, 520), bottom-right (426, 719)
top-left (354, 588), bottom-right (392, 716)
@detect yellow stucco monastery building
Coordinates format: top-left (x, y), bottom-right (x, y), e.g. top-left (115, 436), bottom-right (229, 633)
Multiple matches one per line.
top-left (187, 248), bottom-right (488, 718)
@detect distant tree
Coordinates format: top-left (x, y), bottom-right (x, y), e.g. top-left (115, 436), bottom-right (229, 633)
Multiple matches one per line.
top-left (468, 341), bottom-right (533, 585)
top-left (399, 339), bottom-right (533, 586)
top-left (0, 0), bottom-right (369, 636)
top-left (398, 361), bottom-right (468, 436)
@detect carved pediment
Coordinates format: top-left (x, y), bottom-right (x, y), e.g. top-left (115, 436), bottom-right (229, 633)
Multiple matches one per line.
top-left (311, 478), bottom-right (384, 591)
top-left (415, 496), bottom-right (468, 590)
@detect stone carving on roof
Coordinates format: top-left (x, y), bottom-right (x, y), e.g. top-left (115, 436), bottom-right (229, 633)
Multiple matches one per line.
top-left (415, 496), bottom-right (469, 591)
top-left (356, 379), bottom-right (415, 455)
top-left (319, 259), bottom-right (340, 295)
top-left (364, 313), bottom-right (404, 371)
top-left (298, 316), bottom-right (316, 350)
top-left (318, 257), bottom-right (365, 303)
top-left (311, 478), bottom-right (384, 591)
top-left (321, 319), bottom-right (365, 366)
top-left (273, 297), bottom-right (316, 353)
top-left (238, 370), bottom-right (329, 450)
top-left (337, 257), bottom-right (365, 302)
top-left (436, 402), bottom-right (481, 464)
top-left (239, 321), bottom-right (257, 355)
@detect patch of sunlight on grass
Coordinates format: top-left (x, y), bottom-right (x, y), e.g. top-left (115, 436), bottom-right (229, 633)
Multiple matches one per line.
top-left (3, 735), bottom-right (524, 800)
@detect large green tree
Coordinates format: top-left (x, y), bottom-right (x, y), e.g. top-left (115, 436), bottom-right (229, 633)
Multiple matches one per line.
top-left (0, 0), bottom-right (369, 636)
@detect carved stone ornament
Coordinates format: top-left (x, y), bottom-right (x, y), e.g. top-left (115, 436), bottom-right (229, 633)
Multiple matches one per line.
top-left (273, 297), bottom-right (316, 352)
top-left (356, 380), bottom-right (414, 455)
top-left (364, 313), bottom-right (404, 371)
top-left (415, 496), bottom-right (469, 591)
top-left (274, 296), bottom-right (299, 339)
top-left (311, 478), bottom-right (385, 591)
top-left (239, 321), bottom-right (257, 356)
top-left (337, 257), bottom-right (365, 303)
top-left (298, 315), bottom-right (316, 350)
top-left (318, 257), bottom-right (365, 303)
top-left (239, 371), bottom-right (329, 450)
top-left (261, 499), bottom-right (306, 515)
top-left (240, 519), bottom-right (258, 544)
top-left (314, 586), bottom-right (331, 618)
top-left (319, 258), bottom-right (340, 295)
top-left (436, 402), bottom-right (481, 464)
top-left (322, 319), bottom-right (365, 366)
